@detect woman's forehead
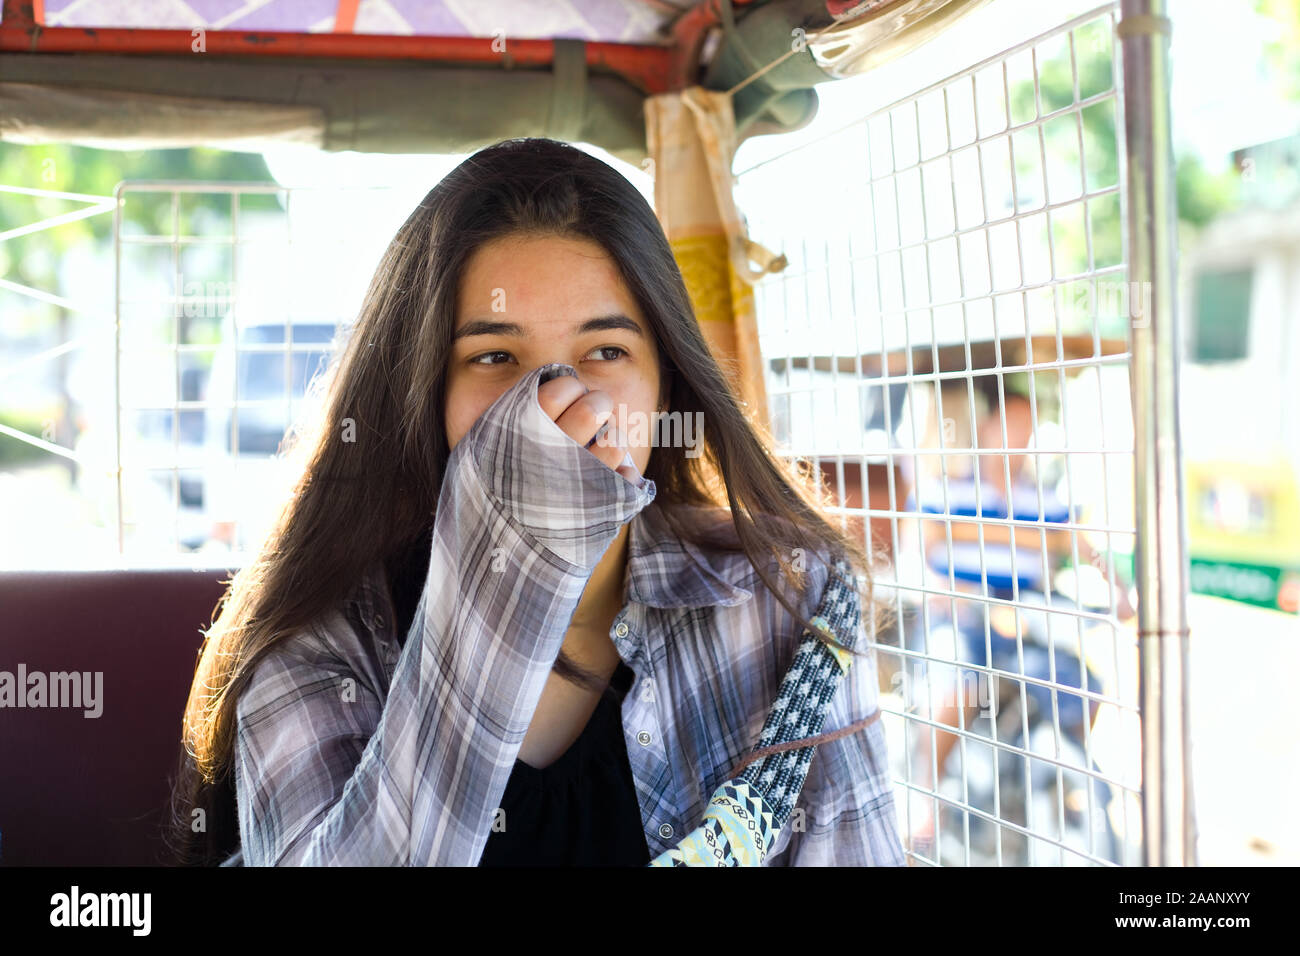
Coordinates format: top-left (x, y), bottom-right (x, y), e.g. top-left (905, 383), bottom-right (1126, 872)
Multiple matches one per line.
top-left (466, 231), bottom-right (609, 266)
top-left (456, 236), bottom-right (646, 331)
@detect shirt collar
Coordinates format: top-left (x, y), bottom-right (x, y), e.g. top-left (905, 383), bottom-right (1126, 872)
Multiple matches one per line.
top-left (353, 501), bottom-right (755, 633)
top-left (623, 501), bottom-right (754, 610)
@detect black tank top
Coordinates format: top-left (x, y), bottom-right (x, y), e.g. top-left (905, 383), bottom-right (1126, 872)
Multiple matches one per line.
top-left (478, 658), bottom-right (651, 867)
top-left (386, 527), bottom-right (651, 867)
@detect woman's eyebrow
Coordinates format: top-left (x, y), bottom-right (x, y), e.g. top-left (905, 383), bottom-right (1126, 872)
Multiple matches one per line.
top-left (452, 319), bottom-right (524, 341)
top-left (452, 313), bottom-right (645, 341)
top-left (576, 314), bottom-right (646, 338)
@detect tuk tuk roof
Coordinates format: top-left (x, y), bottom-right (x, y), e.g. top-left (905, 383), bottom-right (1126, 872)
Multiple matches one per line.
top-left (0, 0), bottom-right (992, 163)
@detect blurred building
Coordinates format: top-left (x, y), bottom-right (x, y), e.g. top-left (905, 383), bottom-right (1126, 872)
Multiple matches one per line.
top-left (1181, 133), bottom-right (1300, 612)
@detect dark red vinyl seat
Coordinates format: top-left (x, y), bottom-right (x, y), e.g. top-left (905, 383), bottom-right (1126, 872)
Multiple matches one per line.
top-left (0, 568), bottom-right (234, 866)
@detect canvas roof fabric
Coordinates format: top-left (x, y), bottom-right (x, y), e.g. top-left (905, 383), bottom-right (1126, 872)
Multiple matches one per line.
top-left (0, 0), bottom-right (841, 162)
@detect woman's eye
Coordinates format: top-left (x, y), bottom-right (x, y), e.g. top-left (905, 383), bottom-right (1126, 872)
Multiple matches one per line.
top-left (469, 350), bottom-right (512, 365)
top-left (587, 346), bottom-right (628, 362)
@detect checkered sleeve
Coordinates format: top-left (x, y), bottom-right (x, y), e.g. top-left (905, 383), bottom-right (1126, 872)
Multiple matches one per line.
top-left (233, 362), bottom-right (656, 865)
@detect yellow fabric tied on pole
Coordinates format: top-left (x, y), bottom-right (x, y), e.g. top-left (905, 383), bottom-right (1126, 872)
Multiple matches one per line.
top-left (645, 85), bottom-right (785, 430)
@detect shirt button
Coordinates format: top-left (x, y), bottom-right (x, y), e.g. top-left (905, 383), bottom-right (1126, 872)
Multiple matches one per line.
top-left (614, 622), bottom-right (629, 638)
top-left (636, 730), bottom-right (652, 746)
top-left (659, 823), bottom-right (674, 839)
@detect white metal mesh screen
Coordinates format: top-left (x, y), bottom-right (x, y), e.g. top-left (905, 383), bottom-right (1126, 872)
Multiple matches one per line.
top-left (112, 181), bottom-right (412, 558)
top-left (736, 1), bottom-right (1142, 866)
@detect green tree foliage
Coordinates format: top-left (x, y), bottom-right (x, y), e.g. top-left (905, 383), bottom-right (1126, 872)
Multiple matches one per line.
top-left (1005, 16), bottom-right (1238, 277)
top-left (0, 143), bottom-right (273, 467)
top-left (0, 143), bottom-right (272, 317)
top-left (1255, 0), bottom-right (1300, 103)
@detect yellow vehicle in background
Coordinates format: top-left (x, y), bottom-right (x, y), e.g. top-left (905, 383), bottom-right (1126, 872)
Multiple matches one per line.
top-left (1183, 134), bottom-right (1300, 615)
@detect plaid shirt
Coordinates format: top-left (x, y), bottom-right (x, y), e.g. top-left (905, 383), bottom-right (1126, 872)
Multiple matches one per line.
top-left (225, 362), bottom-right (905, 866)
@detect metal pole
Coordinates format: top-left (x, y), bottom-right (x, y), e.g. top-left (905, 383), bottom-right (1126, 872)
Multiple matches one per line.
top-left (1118, 0), bottom-right (1196, 866)
top-left (113, 184), bottom-right (125, 555)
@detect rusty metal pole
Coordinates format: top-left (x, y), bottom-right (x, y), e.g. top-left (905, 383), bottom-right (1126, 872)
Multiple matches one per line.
top-left (1118, 0), bottom-right (1197, 867)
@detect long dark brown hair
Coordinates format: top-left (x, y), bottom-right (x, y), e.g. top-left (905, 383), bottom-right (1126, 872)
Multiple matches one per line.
top-left (168, 137), bottom-right (890, 865)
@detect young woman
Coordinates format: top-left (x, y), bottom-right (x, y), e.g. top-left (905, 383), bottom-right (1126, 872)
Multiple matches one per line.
top-left (170, 137), bottom-right (906, 867)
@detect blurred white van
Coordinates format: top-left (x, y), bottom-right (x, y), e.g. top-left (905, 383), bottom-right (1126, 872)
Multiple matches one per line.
top-left (198, 312), bottom-right (341, 553)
